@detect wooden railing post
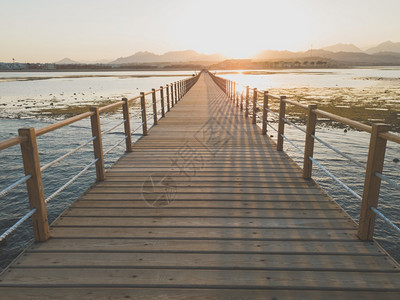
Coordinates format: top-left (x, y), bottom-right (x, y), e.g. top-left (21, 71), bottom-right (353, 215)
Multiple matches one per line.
top-left (262, 91), bottom-right (269, 135)
top-left (166, 85), bottom-right (171, 111)
top-left (90, 107), bottom-right (106, 181)
top-left (277, 96), bottom-right (287, 151)
top-left (122, 98), bottom-right (133, 152)
top-left (171, 84), bottom-right (175, 108)
top-left (152, 89), bottom-right (158, 125)
top-left (174, 82), bottom-right (178, 104)
top-left (233, 82), bottom-right (236, 101)
top-left (252, 88), bottom-right (257, 124)
top-left (177, 81), bottom-right (180, 102)
top-left (160, 86), bottom-right (165, 117)
top-left (240, 92), bottom-right (244, 111)
top-left (358, 123), bottom-right (389, 240)
top-left (140, 92), bottom-right (148, 136)
top-left (303, 104), bottom-right (318, 179)
top-left (18, 128), bottom-right (50, 242)
top-left (236, 92), bottom-right (239, 107)
top-left (245, 86), bottom-right (249, 117)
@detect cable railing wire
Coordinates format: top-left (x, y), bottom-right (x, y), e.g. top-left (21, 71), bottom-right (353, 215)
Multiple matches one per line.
top-left (309, 156), bottom-right (362, 201)
top-left (282, 117), bottom-right (307, 134)
top-left (311, 133), bottom-right (365, 169)
top-left (104, 136), bottom-right (128, 156)
top-left (45, 158), bottom-right (98, 204)
top-left (101, 119), bottom-right (126, 135)
top-left (280, 133), bottom-right (304, 155)
top-left (370, 206), bottom-right (400, 234)
top-left (0, 174), bottom-right (32, 198)
top-left (0, 208), bottom-right (37, 243)
top-left (265, 107), bottom-right (280, 118)
top-left (267, 122), bottom-right (278, 133)
top-left (132, 122), bottom-right (145, 134)
top-left (40, 136), bottom-right (96, 172)
top-left (375, 172), bottom-right (400, 191)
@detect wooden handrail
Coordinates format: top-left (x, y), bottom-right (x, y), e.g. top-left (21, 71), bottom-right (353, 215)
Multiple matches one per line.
top-left (0, 136), bottom-right (25, 151)
top-left (209, 71), bottom-right (400, 243)
top-left (379, 131), bottom-right (400, 144)
top-left (36, 111), bottom-right (94, 136)
top-left (98, 100), bottom-right (124, 114)
top-left (0, 73), bottom-right (201, 244)
top-left (313, 109), bottom-right (372, 133)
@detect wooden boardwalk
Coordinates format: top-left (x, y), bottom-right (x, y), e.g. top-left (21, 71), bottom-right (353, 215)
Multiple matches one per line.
top-left (1, 73), bottom-right (399, 299)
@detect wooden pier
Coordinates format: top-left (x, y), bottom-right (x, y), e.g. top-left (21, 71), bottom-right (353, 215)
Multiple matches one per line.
top-left (1, 73), bottom-right (399, 299)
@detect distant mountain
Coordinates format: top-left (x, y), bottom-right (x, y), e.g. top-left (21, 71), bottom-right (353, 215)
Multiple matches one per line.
top-left (110, 50), bottom-right (225, 64)
top-left (252, 48), bottom-right (400, 65)
top-left (254, 49), bottom-right (333, 60)
top-left (322, 43), bottom-right (362, 53)
top-left (54, 57), bottom-right (81, 64)
top-left (366, 41), bottom-right (400, 54)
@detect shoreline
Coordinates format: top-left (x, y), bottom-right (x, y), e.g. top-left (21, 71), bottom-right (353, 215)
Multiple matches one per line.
top-left (3, 65), bottom-right (400, 73)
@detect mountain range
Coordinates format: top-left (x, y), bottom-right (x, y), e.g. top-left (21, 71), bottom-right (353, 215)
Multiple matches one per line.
top-left (110, 50), bottom-right (225, 64)
top-left (54, 41), bottom-right (400, 65)
top-left (252, 41), bottom-right (400, 66)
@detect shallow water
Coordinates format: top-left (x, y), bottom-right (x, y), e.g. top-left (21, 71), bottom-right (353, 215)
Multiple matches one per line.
top-left (0, 69), bottom-right (399, 272)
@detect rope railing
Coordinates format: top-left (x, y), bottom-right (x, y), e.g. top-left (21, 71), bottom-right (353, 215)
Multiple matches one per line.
top-left (0, 208), bottom-right (37, 243)
top-left (0, 72), bottom-right (202, 245)
top-left (309, 156), bottom-right (363, 201)
top-left (370, 206), bottom-right (400, 234)
top-left (104, 136), bottom-right (128, 156)
top-left (101, 119), bottom-right (126, 135)
top-left (40, 136), bottom-right (96, 172)
top-left (280, 133), bottom-right (304, 155)
top-left (375, 172), bottom-right (400, 191)
top-left (311, 133), bottom-right (365, 169)
top-left (0, 174), bottom-right (32, 198)
top-left (209, 71), bottom-right (399, 243)
top-left (45, 158), bottom-right (99, 204)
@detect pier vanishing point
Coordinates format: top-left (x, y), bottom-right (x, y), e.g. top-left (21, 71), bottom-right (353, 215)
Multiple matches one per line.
top-left (0, 71), bottom-right (399, 299)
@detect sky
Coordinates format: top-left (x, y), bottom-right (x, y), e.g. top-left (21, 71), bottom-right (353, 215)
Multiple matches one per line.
top-left (1, 0), bottom-right (400, 63)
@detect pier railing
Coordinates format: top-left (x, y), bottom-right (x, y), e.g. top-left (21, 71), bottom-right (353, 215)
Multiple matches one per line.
top-left (209, 71), bottom-right (400, 241)
top-left (0, 73), bottom-right (200, 244)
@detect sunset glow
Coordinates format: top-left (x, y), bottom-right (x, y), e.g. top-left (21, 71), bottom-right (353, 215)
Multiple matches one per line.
top-left (0, 0), bottom-right (400, 62)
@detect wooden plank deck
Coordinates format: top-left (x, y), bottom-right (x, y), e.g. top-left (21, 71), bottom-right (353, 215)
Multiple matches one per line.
top-left (1, 73), bottom-right (399, 299)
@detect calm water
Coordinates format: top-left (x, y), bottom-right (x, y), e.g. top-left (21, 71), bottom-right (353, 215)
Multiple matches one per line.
top-left (0, 69), bottom-right (399, 272)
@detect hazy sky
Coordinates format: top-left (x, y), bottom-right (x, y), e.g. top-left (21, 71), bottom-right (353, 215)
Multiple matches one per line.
top-left (1, 0), bottom-right (400, 62)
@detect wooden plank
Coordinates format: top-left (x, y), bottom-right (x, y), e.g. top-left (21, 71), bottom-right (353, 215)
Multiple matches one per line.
top-left (0, 288), bottom-right (398, 300)
top-left (80, 193), bottom-right (329, 201)
top-left (62, 208), bottom-right (346, 219)
top-left (2, 268), bottom-right (399, 289)
top-left (15, 252), bottom-right (397, 271)
top-left (71, 200), bottom-right (337, 209)
top-left (52, 217), bottom-right (356, 229)
top-left (84, 187), bottom-right (323, 195)
top-left (27, 239), bottom-right (379, 255)
top-left (49, 227), bottom-right (357, 240)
